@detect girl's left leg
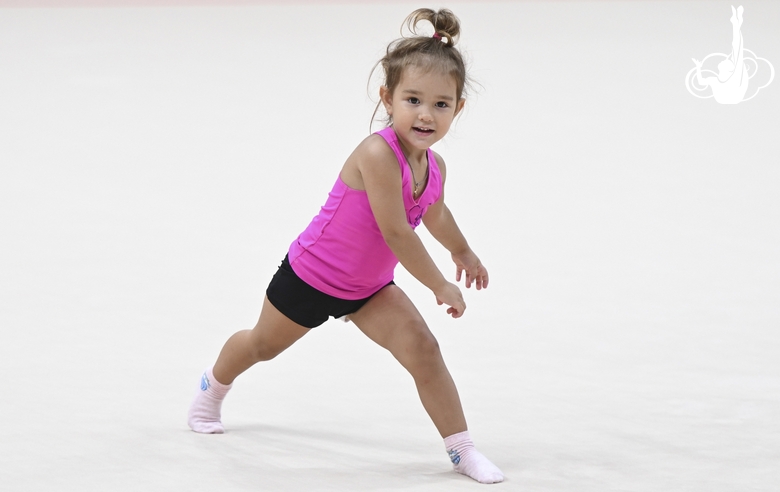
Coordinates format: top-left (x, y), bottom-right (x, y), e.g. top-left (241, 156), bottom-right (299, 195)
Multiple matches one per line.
top-left (348, 284), bottom-right (503, 484)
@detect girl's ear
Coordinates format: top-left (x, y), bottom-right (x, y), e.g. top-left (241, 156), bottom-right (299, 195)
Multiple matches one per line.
top-left (454, 98), bottom-right (466, 117)
top-left (379, 86), bottom-right (393, 115)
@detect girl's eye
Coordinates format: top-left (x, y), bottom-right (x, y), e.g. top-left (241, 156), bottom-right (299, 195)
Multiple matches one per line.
top-left (408, 97), bottom-right (420, 104)
top-left (435, 101), bottom-right (449, 108)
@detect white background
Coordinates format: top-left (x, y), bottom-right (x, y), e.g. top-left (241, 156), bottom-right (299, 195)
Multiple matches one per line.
top-left (1, 1), bottom-right (778, 490)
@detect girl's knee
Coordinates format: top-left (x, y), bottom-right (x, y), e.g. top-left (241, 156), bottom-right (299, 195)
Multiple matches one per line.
top-left (416, 330), bottom-right (441, 359)
top-left (399, 320), bottom-right (441, 362)
top-left (247, 342), bottom-right (273, 362)
top-left (247, 331), bottom-right (286, 362)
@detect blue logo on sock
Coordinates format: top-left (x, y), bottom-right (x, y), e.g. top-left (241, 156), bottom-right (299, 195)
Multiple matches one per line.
top-left (448, 449), bottom-right (461, 465)
top-left (200, 373), bottom-right (210, 391)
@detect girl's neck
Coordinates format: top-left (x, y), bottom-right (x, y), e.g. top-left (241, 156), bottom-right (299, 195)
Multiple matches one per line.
top-left (393, 129), bottom-right (427, 166)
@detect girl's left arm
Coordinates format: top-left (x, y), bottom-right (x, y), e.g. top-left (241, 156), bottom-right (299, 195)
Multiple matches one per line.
top-left (422, 154), bottom-right (489, 290)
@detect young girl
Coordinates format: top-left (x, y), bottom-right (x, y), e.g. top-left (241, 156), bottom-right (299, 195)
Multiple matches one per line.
top-left (188, 8), bottom-right (504, 485)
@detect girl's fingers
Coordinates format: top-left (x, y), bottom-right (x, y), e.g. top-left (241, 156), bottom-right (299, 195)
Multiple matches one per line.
top-left (468, 268), bottom-right (484, 288)
top-left (455, 262), bottom-right (488, 290)
top-left (470, 269), bottom-right (487, 290)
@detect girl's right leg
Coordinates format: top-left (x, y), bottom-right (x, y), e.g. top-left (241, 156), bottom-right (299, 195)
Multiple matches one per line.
top-left (188, 295), bottom-right (310, 433)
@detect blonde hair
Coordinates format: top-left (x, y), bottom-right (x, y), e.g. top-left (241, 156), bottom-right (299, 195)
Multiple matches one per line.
top-left (370, 8), bottom-right (469, 130)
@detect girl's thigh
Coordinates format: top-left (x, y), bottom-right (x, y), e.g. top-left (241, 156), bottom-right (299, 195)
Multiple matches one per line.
top-left (249, 296), bottom-right (311, 358)
top-left (348, 285), bottom-right (439, 362)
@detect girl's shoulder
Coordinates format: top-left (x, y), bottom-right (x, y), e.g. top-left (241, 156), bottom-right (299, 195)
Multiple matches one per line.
top-left (356, 133), bottom-right (397, 161)
top-left (349, 133), bottom-right (402, 172)
top-left (341, 134), bottom-right (399, 191)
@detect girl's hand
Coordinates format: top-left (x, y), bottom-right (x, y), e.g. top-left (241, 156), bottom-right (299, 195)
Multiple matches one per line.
top-left (452, 250), bottom-right (489, 290)
top-left (435, 282), bottom-right (466, 318)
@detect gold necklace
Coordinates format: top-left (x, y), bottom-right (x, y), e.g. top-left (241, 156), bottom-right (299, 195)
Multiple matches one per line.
top-left (401, 150), bottom-right (429, 196)
top-left (393, 128), bottom-right (428, 196)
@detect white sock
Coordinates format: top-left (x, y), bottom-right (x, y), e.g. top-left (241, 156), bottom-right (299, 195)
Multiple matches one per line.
top-left (187, 367), bottom-right (231, 434)
top-left (444, 430), bottom-right (504, 484)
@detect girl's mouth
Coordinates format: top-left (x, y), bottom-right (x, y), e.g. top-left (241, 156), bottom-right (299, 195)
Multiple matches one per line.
top-left (413, 127), bottom-right (434, 135)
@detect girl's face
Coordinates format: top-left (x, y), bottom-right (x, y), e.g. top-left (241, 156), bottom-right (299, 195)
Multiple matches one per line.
top-left (380, 66), bottom-right (465, 158)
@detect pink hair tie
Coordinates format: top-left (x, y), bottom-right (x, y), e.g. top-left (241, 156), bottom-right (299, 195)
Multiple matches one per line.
top-left (432, 32), bottom-right (442, 40)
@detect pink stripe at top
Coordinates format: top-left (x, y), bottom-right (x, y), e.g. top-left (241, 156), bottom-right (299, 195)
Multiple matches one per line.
top-left (287, 126), bottom-right (443, 300)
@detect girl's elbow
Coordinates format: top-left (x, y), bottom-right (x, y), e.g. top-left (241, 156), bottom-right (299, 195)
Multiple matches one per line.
top-left (422, 210), bottom-right (447, 234)
top-left (382, 225), bottom-right (413, 247)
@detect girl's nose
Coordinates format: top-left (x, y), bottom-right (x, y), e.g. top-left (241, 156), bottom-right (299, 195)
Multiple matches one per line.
top-left (418, 112), bottom-right (433, 122)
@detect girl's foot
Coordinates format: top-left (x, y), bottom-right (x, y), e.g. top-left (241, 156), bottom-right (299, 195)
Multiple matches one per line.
top-left (444, 431), bottom-right (504, 484)
top-left (187, 367), bottom-right (231, 434)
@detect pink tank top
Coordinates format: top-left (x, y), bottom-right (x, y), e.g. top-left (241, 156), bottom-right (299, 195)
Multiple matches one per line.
top-left (287, 126), bottom-right (443, 300)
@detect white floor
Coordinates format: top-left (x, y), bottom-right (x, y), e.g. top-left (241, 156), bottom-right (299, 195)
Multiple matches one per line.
top-left (1, 1), bottom-right (779, 491)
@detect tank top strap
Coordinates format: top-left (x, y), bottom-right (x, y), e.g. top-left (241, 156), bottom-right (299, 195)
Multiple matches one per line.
top-left (374, 126), bottom-right (410, 176)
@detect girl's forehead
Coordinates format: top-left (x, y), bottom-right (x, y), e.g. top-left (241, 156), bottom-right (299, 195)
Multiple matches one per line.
top-left (397, 66), bottom-right (458, 94)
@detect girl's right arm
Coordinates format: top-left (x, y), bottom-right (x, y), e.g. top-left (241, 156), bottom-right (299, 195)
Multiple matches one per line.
top-left (356, 137), bottom-right (466, 317)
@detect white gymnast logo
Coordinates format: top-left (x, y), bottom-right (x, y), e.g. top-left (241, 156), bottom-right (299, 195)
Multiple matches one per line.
top-left (685, 5), bottom-right (774, 104)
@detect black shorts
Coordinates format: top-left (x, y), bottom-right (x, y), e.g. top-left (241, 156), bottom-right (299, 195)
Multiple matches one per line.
top-left (266, 254), bottom-right (394, 328)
